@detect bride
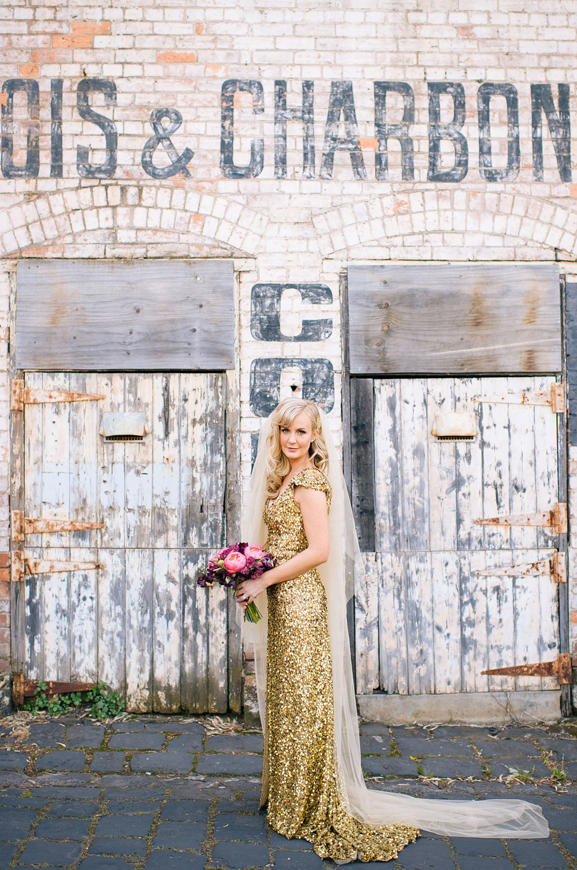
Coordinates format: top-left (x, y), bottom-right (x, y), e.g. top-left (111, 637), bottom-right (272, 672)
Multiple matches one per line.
top-left (235, 397), bottom-right (549, 863)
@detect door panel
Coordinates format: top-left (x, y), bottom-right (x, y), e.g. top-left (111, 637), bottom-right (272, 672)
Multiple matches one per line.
top-left (352, 376), bottom-right (562, 697)
top-left (20, 372), bottom-right (230, 713)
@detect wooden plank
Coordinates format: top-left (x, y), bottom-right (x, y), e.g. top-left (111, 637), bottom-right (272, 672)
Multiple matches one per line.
top-left (69, 373), bottom-right (100, 549)
top-left (373, 380), bottom-right (402, 552)
top-left (513, 548), bottom-right (546, 691)
top-left (460, 550), bottom-right (489, 692)
top-left (377, 551), bottom-right (408, 694)
top-left (153, 549), bottom-right (181, 712)
top-left (40, 373), bottom-right (71, 548)
top-left (125, 548), bottom-right (153, 711)
top-left (537, 546), bottom-right (562, 691)
top-left (534, 375), bottom-right (560, 549)
top-left (69, 546), bottom-right (98, 681)
top-left (180, 374), bottom-right (225, 549)
top-left (151, 374), bottom-right (180, 549)
top-left (354, 552), bottom-right (380, 693)
top-left (97, 548), bottom-right (126, 696)
top-left (24, 373), bottom-right (44, 550)
top-left (125, 375), bottom-right (153, 550)
top-left (347, 264), bottom-right (561, 374)
top-left (485, 549), bottom-right (516, 692)
top-left (428, 378), bottom-right (457, 551)
top-left (181, 549), bottom-right (209, 713)
top-left (507, 376), bottom-right (538, 551)
top-left (30, 546), bottom-right (70, 681)
top-left (431, 551), bottom-right (461, 693)
top-left (405, 552), bottom-right (434, 694)
top-left (15, 259), bottom-right (235, 370)
top-left (98, 375), bottom-right (126, 549)
top-left (399, 379), bottom-right (429, 551)
top-left (225, 369), bottom-right (242, 714)
top-left (350, 378), bottom-right (375, 551)
top-left (208, 580), bottom-right (228, 713)
top-left (566, 281), bottom-right (577, 445)
top-left (455, 377), bottom-right (484, 551)
top-left (479, 376), bottom-right (511, 550)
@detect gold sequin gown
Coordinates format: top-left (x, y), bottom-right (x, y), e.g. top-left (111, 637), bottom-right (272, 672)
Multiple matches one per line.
top-left (260, 467), bottom-right (419, 863)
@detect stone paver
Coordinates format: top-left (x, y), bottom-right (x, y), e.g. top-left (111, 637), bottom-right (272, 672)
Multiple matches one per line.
top-left (0, 714), bottom-right (574, 869)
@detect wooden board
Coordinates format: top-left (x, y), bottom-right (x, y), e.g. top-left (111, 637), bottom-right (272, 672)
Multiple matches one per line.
top-left (15, 260), bottom-right (234, 370)
top-left (348, 264), bottom-right (561, 374)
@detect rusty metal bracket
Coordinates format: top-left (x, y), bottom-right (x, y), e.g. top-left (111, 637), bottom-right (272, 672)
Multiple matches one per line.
top-left (11, 379), bottom-right (105, 412)
top-left (10, 551), bottom-right (103, 582)
top-left (475, 503), bottom-right (567, 534)
top-left (473, 383), bottom-right (566, 414)
top-left (474, 551), bottom-right (567, 583)
top-left (12, 510), bottom-right (104, 543)
top-left (481, 653), bottom-right (572, 685)
top-left (12, 672), bottom-right (96, 707)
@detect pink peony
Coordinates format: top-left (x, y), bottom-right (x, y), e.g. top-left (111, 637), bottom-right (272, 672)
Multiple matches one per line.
top-left (244, 545), bottom-right (264, 560)
top-left (223, 551), bottom-right (247, 573)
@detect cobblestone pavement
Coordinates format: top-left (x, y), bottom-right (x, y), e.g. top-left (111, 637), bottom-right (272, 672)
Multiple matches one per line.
top-left (0, 715), bottom-right (576, 870)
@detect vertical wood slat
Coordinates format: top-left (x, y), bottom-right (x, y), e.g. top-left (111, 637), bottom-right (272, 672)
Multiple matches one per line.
top-left (69, 546), bottom-right (98, 682)
top-left (153, 548), bottom-right (181, 712)
top-left (428, 378), bottom-right (457, 551)
top-left (480, 376), bottom-right (512, 551)
top-left (125, 548), bottom-right (153, 711)
top-left (400, 379), bottom-right (429, 552)
top-left (373, 381), bottom-right (402, 552)
top-left (460, 550), bottom-right (489, 693)
top-left (99, 374), bottom-right (126, 549)
top-left (354, 552), bottom-right (380, 693)
top-left (23, 373), bottom-right (44, 679)
top-left (485, 549), bottom-right (516, 692)
top-left (97, 548), bottom-right (126, 697)
top-left (182, 549), bottom-right (209, 713)
top-left (405, 552), bottom-right (433, 694)
top-left (378, 552), bottom-right (408, 694)
top-left (455, 377), bottom-right (484, 551)
top-left (152, 374), bottom-right (180, 549)
top-left (124, 374), bottom-right (153, 550)
top-left (350, 379), bottom-right (375, 551)
top-left (431, 551), bottom-right (461, 693)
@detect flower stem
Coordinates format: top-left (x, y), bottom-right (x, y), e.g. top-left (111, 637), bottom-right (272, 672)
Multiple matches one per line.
top-left (244, 602), bottom-right (262, 623)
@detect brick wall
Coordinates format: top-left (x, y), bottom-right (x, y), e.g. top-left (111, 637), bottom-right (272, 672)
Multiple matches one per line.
top-left (0, 0), bottom-right (576, 704)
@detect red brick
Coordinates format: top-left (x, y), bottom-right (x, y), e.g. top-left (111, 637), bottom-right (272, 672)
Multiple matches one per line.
top-left (52, 34), bottom-right (94, 49)
top-left (71, 21), bottom-right (111, 35)
top-left (157, 51), bottom-right (197, 63)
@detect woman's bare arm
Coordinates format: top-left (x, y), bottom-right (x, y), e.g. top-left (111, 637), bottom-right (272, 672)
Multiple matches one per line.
top-left (236, 486), bottom-right (329, 607)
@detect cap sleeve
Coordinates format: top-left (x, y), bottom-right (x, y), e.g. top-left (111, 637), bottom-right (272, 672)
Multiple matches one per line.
top-left (291, 467), bottom-right (332, 507)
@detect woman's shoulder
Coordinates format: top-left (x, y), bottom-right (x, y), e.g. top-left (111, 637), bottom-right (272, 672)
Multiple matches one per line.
top-left (291, 466), bottom-right (331, 495)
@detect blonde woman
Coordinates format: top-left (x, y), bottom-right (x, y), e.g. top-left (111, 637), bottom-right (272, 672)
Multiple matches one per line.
top-left (237, 398), bottom-right (548, 864)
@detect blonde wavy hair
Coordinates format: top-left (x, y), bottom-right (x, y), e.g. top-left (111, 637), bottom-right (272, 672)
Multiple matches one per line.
top-left (265, 398), bottom-right (329, 498)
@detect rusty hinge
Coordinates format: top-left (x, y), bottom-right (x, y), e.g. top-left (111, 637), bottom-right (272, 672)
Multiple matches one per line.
top-left (12, 672), bottom-right (96, 707)
top-left (11, 379), bottom-right (105, 412)
top-left (474, 551), bottom-right (567, 583)
top-left (12, 511), bottom-right (105, 542)
top-left (473, 383), bottom-right (565, 414)
top-left (475, 503), bottom-right (567, 534)
top-left (11, 550), bottom-right (103, 582)
top-left (481, 653), bottom-right (572, 685)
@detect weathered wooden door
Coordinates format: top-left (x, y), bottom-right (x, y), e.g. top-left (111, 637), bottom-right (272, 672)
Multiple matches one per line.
top-left (14, 371), bottom-right (234, 713)
top-left (351, 375), bottom-right (565, 716)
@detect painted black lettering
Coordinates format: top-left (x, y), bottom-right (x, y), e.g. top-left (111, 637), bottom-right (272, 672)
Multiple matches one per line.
top-left (274, 80), bottom-right (315, 179)
top-left (477, 83), bottom-right (520, 182)
top-left (374, 82), bottom-right (415, 181)
top-left (427, 82), bottom-right (468, 182)
top-left (220, 79), bottom-right (264, 178)
top-left (250, 284), bottom-right (333, 341)
top-left (531, 84), bottom-right (571, 182)
top-left (1, 79), bottom-right (39, 179)
top-left (249, 358), bottom-right (335, 416)
top-left (50, 79), bottom-right (63, 178)
top-left (320, 81), bottom-right (367, 180)
top-left (76, 78), bottom-right (117, 179)
top-left (141, 108), bottom-right (193, 178)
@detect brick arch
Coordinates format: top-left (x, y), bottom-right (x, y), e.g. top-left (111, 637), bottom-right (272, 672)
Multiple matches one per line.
top-left (312, 191), bottom-right (577, 259)
top-left (0, 184), bottom-right (268, 258)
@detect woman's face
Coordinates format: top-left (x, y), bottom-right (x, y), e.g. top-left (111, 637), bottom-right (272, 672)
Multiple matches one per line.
top-left (279, 411), bottom-right (317, 464)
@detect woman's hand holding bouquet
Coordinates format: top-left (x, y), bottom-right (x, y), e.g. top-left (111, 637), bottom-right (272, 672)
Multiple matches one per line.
top-left (196, 543), bottom-right (276, 623)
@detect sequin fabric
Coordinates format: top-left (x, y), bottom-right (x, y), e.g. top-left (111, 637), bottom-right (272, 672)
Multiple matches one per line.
top-left (261, 467), bottom-right (419, 863)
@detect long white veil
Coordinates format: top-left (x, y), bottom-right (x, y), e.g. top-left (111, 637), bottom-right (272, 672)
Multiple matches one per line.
top-left (242, 410), bottom-right (549, 839)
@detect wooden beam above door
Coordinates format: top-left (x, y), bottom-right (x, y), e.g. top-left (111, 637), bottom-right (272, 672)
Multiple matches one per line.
top-left (347, 264), bottom-right (561, 375)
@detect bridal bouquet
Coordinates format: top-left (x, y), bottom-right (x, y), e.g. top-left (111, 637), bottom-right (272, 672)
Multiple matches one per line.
top-left (196, 542), bottom-right (276, 623)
